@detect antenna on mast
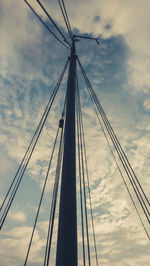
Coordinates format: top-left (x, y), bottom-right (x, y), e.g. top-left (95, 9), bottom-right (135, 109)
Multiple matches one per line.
top-left (74, 34), bottom-right (100, 45)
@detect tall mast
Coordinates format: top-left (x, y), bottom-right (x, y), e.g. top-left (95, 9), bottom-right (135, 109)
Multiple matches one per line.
top-left (56, 37), bottom-right (78, 266)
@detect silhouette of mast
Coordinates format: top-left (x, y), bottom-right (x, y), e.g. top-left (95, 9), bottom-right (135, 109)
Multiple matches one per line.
top-left (56, 37), bottom-right (77, 266)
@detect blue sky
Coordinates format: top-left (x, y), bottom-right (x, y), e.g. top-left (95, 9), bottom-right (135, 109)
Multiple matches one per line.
top-left (0, 0), bottom-right (150, 265)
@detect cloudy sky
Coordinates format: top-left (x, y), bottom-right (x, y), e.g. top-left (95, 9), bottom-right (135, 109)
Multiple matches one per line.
top-left (0, 0), bottom-right (150, 265)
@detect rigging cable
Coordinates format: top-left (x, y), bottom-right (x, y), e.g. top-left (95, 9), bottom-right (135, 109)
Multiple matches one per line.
top-left (44, 95), bottom-right (67, 266)
top-left (76, 76), bottom-right (91, 265)
top-left (44, 125), bottom-right (64, 266)
top-left (88, 87), bottom-right (150, 222)
top-left (58, 0), bottom-right (72, 39)
top-left (24, 126), bottom-right (60, 265)
top-left (61, 0), bottom-right (72, 36)
top-left (76, 79), bottom-right (86, 266)
top-left (0, 58), bottom-right (70, 230)
top-left (36, 0), bottom-right (71, 47)
top-left (77, 57), bottom-right (150, 238)
top-left (77, 56), bottom-right (150, 215)
top-left (0, 57), bottom-right (69, 213)
top-left (24, 0), bottom-right (70, 49)
top-left (76, 74), bottom-right (99, 264)
top-left (44, 123), bottom-right (64, 266)
top-left (84, 70), bottom-right (150, 241)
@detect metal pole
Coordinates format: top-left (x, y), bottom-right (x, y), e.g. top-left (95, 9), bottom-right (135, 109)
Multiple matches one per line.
top-left (56, 38), bottom-right (77, 266)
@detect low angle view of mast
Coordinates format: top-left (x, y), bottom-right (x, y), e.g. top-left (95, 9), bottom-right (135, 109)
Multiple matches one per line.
top-left (0, 0), bottom-right (150, 265)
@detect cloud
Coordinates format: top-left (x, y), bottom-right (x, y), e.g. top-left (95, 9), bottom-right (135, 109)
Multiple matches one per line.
top-left (8, 210), bottom-right (27, 222)
top-left (0, 0), bottom-right (150, 265)
top-left (143, 98), bottom-right (150, 111)
top-left (0, 225), bottom-right (45, 266)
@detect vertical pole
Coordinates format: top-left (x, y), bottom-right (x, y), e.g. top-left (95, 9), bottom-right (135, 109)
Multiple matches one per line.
top-left (56, 38), bottom-right (77, 266)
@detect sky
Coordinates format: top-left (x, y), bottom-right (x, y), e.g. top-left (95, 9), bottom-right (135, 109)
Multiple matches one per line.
top-left (0, 0), bottom-right (150, 265)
